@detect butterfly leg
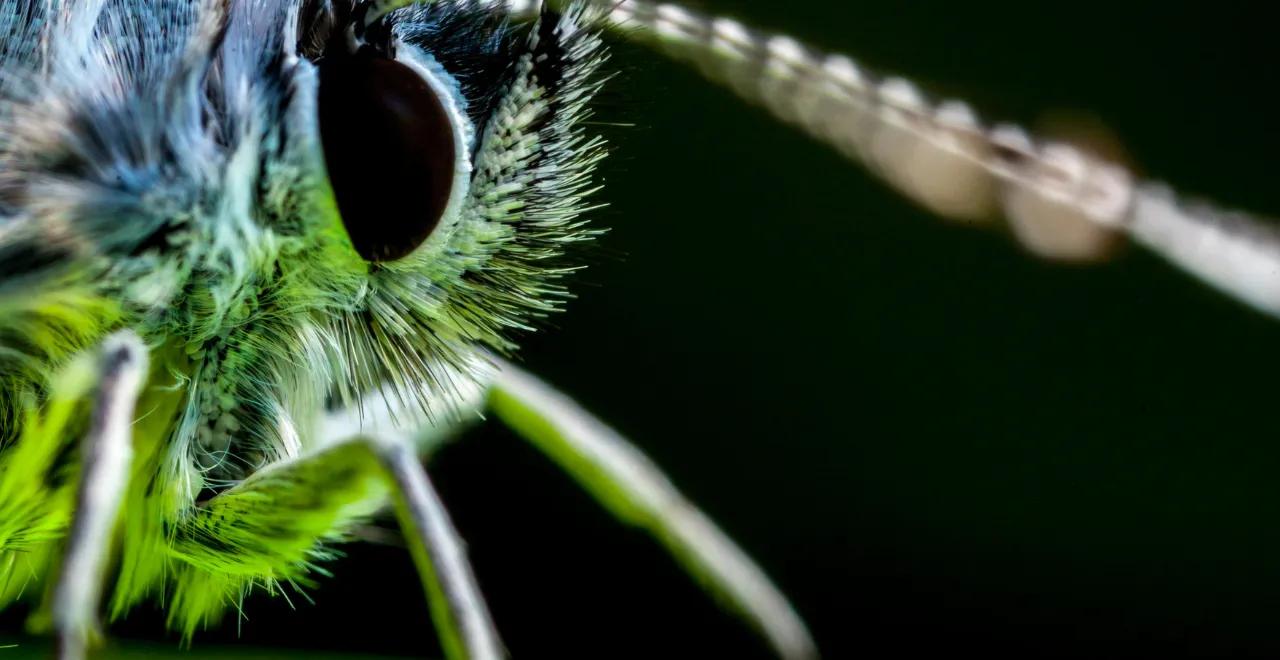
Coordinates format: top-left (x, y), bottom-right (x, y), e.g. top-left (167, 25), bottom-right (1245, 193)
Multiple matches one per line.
top-left (49, 332), bottom-right (148, 660)
top-left (486, 358), bottom-right (818, 660)
top-left (171, 433), bottom-right (502, 659)
top-left (378, 437), bottom-right (503, 659)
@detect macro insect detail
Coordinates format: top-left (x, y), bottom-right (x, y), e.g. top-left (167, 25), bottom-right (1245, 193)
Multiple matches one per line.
top-left (1, 0), bottom-right (817, 657)
top-left (1, 0), bottom-right (1278, 658)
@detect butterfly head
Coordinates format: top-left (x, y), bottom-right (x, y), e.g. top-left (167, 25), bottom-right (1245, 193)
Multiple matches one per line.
top-left (0, 0), bottom-right (608, 483)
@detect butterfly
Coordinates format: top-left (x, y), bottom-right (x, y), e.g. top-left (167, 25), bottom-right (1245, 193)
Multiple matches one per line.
top-left (2, 1), bottom-right (1276, 658)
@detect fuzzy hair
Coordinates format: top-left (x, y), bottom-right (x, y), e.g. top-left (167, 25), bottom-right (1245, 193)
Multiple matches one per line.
top-left (0, 0), bottom-right (608, 638)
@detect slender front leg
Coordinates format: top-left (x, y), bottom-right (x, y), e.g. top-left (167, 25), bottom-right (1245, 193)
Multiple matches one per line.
top-left (378, 439), bottom-right (504, 660)
top-left (51, 331), bottom-right (148, 660)
top-left (171, 433), bottom-right (502, 660)
top-left (487, 358), bottom-right (818, 660)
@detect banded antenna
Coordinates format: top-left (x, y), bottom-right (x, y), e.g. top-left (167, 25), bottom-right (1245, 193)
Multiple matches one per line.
top-left (459, 0), bottom-right (1280, 320)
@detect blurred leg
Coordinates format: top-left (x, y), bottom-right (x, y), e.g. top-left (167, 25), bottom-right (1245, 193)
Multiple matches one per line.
top-left (488, 358), bottom-right (818, 660)
top-left (51, 332), bottom-right (147, 660)
top-left (173, 436), bottom-right (503, 660)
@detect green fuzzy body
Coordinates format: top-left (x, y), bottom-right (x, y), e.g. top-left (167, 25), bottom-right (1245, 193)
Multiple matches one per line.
top-left (0, 0), bottom-right (606, 638)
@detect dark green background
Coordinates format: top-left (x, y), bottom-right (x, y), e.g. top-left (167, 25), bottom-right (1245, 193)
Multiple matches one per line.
top-left (9, 1), bottom-right (1280, 657)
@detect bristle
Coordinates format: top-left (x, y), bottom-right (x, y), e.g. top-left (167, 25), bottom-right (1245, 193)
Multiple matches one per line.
top-left (2, 0), bottom-right (611, 640)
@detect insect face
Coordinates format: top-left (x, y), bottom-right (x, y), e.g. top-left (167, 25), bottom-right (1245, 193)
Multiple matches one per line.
top-left (2, 0), bottom-right (605, 487)
top-left (5, 1), bottom-right (1279, 658)
top-left (1, 0), bottom-right (629, 650)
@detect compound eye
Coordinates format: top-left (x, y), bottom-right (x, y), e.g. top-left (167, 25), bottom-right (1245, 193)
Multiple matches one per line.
top-left (318, 48), bottom-right (460, 262)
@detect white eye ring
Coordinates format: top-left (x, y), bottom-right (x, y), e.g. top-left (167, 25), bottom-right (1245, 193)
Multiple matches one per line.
top-left (392, 40), bottom-right (475, 246)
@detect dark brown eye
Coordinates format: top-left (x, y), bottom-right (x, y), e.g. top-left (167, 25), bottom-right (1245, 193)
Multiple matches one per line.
top-left (318, 48), bottom-right (459, 262)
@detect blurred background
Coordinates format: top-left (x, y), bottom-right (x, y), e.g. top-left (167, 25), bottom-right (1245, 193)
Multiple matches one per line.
top-left (7, 0), bottom-right (1280, 657)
